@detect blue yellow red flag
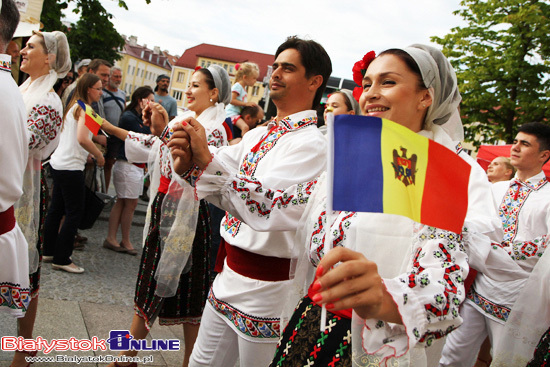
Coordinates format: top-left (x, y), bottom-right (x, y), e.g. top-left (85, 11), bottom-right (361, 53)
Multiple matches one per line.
top-left (77, 100), bottom-right (103, 135)
top-left (332, 115), bottom-right (470, 234)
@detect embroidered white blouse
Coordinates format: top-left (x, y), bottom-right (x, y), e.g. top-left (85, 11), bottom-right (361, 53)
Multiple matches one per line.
top-left (193, 124), bottom-right (512, 364)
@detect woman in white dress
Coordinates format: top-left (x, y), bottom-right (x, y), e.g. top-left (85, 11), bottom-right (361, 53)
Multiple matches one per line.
top-left (12, 30), bottom-right (71, 367)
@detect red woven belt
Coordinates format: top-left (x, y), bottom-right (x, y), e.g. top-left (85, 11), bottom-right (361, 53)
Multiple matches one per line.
top-left (0, 206), bottom-right (16, 235)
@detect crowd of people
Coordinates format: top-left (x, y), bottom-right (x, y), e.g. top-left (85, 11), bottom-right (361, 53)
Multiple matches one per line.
top-left (2, 0), bottom-right (550, 366)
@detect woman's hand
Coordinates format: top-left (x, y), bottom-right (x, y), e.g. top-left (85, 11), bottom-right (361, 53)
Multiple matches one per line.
top-left (143, 102), bottom-right (168, 136)
top-left (311, 247), bottom-right (402, 323)
top-left (95, 155), bottom-right (105, 167)
top-left (168, 118), bottom-right (211, 172)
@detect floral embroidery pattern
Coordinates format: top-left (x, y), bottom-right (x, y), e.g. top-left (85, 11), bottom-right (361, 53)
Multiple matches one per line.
top-left (494, 236), bottom-right (548, 261)
top-left (223, 213), bottom-right (242, 237)
top-left (206, 128), bottom-right (226, 148)
top-left (0, 60), bottom-right (10, 72)
top-left (309, 211), bottom-right (356, 265)
top-left (27, 104), bottom-right (63, 151)
top-left (403, 227), bottom-right (464, 327)
top-left (231, 177), bottom-right (316, 217)
top-left (499, 179), bottom-right (548, 242)
top-left (208, 288), bottom-right (280, 338)
top-left (239, 116), bottom-right (316, 176)
top-left (0, 282), bottom-right (30, 312)
top-left (467, 286), bottom-right (510, 322)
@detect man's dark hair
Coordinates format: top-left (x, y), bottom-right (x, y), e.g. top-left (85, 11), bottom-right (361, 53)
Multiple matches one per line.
top-left (87, 59), bottom-right (112, 73)
top-left (275, 36), bottom-right (332, 108)
top-left (517, 122), bottom-right (550, 152)
top-left (0, 0), bottom-right (20, 52)
top-left (155, 74), bottom-right (170, 92)
top-left (241, 105), bottom-right (261, 119)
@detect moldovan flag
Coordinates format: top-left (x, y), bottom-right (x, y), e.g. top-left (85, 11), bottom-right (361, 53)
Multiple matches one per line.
top-left (332, 115), bottom-right (471, 234)
top-left (77, 100), bottom-right (103, 135)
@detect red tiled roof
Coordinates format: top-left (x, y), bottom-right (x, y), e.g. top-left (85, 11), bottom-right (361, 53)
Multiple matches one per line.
top-left (122, 43), bottom-right (172, 71)
top-left (175, 43), bottom-right (274, 79)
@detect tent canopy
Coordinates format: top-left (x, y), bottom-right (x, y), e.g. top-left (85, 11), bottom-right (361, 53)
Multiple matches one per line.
top-left (476, 144), bottom-right (550, 178)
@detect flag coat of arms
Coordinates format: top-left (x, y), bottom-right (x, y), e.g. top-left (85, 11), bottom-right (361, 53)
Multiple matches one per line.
top-left (77, 100), bottom-right (103, 135)
top-left (332, 115), bottom-right (471, 234)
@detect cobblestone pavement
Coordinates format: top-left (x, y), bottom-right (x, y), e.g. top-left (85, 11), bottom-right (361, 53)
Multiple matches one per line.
top-left (0, 197), bottom-right (194, 367)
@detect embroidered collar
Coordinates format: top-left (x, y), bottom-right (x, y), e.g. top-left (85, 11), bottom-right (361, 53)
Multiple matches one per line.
top-left (0, 54), bottom-right (11, 73)
top-left (266, 110), bottom-right (317, 131)
top-left (511, 171), bottom-right (547, 191)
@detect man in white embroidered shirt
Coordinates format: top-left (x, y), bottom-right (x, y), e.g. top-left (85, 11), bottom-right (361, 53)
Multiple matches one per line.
top-left (170, 36), bottom-right (332, 367)
top-left (440, 121), bottom-right (550, 366)
top-left (0, 0), bottom-right (31, 319)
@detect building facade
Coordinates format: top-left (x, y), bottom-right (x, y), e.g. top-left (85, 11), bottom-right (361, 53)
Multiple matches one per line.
top-left (115, 36), bottom-right (179, 98)
top-left (170, 43), bottom-right (275, 109)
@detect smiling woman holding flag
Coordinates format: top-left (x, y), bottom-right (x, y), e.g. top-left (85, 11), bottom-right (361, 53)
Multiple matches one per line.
top-left (169, 44), bottom-right (518, 366)
top-left (42, 73), bottom-right (105, 274)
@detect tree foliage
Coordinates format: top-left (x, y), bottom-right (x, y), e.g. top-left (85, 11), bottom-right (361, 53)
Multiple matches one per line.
top-left (431, 0), bottom-right (550, 146)
top-left (40, 0), bottom-right (151, 65)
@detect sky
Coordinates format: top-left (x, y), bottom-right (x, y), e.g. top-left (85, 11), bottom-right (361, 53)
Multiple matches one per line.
top-left (63, 0), bottom-right (467, 79)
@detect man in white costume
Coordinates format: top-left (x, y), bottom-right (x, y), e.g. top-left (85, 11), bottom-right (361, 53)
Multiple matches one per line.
top-left (0, 0), bottom-right (31, 318)
top-left (440, 121), bottom-right (550, 366)
top-left (172, 36), bottom-right (332, 367)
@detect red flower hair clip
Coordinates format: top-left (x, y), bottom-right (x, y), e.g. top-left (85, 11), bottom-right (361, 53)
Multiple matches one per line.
top-left (352, 51), bottom-right (376, 101)
top-left (194, 66), bottom-right (201, 73)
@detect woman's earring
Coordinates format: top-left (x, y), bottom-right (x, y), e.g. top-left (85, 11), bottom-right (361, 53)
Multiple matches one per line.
top-left (209, 98), bottom-right (213, 103)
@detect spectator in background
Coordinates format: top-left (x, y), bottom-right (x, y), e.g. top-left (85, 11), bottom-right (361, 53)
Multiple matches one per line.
top-left (7, 40), bottom-right (19, 63)
top-left (62, 58), bottom-right (90, 106)
top-left (102, 66), bottom-right (126, 189)
top-left (154, 74), bottom-right (177, 120)
top-left (53, 70), bottom-right (74, 98)
top-left (318, 89), bottom-right (360, 135)
top-left (225, 62), bottom-right (260, 137)
top-left (7, 39), bottom-right (20, 80)
top-left (43, 73), bottom-right (106, 274)
top-left (103, 86), bottom-right (153, 255)
top-left (229, 104), bottom-right (264, 143)
top-left (85, 58), bottom-right (111, 117)
top-left (487, 156), bottom-right (515, 183)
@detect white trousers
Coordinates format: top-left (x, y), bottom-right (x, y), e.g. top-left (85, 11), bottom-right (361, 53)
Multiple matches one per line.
top-left (439, 301), bottom-right (505, 367)
top-left (189, 302), bottom-right (279, 367)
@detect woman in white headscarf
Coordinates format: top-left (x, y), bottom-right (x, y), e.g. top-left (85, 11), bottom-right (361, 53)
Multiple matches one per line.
top-left (102, 65), bottom-right (231, 367)
top-left (11, 30), bottom-right (70, 367)
top-left (170, 44), bottom-right (520, 366)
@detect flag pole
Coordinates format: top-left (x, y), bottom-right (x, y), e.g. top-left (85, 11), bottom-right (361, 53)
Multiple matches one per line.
top-left (321, 112), bottom-right (335, 332)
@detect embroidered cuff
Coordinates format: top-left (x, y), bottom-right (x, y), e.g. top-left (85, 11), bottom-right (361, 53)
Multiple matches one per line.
top-left (159, 125), bottom-right (171, 144)
top-left (195, 154), bottom-right (232, 200)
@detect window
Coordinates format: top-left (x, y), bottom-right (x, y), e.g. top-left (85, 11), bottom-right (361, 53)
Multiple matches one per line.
top-left (206, 61), bottom-right (211, 67)
top-left (177, 72), bottom-right (185, 83)
top-left (252, 85), bottom-right (260, 97)
top-left (172, 90), bottom-right (183, 101)
top-left (201, 60), bottom-right (206, 68)
top-left (141, 69), bottom-right (144, 77)
top-left (127, 65), bottom-right (131, 74)
top-left (131, 66), bottom-right (135, 75)
top-left (223, 64), bottom-right (228, 71)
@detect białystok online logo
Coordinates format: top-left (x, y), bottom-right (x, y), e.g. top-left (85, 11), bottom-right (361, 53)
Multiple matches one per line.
top-left (1, 331), bottom-right (180, 353)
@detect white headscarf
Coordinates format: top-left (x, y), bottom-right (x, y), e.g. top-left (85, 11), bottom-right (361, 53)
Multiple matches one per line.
top-left (19, 31), bottom-right (71, 114)
top-left (401, 44), bottom-right (464, 141)
top-left (206, 64), bottom-right (231, 106)
top-left (338, 89), bottom-right (361, 115)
